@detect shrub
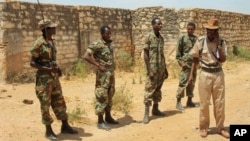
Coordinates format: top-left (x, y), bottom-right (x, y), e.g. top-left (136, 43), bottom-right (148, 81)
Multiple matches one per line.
top-left (115, 49), bottom-right (134, 71)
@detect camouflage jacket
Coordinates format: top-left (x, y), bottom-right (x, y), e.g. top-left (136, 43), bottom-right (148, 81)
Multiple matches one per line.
top-left (30, 36), bottom-right (57, 67)
top-left (143, 31), bottom-right (166, 73)
top-left (87, 39), bottom-right (115, 70)
top-left (176, 34), bottom-right (197, 67)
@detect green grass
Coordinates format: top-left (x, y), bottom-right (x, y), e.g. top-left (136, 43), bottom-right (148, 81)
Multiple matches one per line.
top-left (231, 45), bottom-right (250, 60)
top-left (68, 106), bottom-right (87, 124)
top-left (115, 49), bottom-right (134, 72)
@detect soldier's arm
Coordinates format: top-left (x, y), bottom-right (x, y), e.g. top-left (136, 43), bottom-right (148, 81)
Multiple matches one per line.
top-left (176, 36), bottom-right (184, 67)
top-left (83, 49), bottom-right (106, 71)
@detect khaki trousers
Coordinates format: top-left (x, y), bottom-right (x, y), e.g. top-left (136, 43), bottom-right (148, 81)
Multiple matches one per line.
top-left (198, 70), bottom-right (225, 132)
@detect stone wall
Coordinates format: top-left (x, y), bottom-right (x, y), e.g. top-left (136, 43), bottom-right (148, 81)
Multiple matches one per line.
top-left (0, 1), bottom-right (250, 83)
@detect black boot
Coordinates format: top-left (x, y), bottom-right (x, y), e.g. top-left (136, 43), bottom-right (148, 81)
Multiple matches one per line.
top-left (152, 103), bottom-right (165, 116)
top-left (186, 97), bottom-right (197, 107)
top-left (142, 104), bottom-right (150, 124)
top-left (61, 120), bottom-right (78, 134)
top-left (45, 125), bottom-right (57, 140)
top-left (105, 111), bottom-right (119, 124)
top-left (176, 98), bottom-right (184, 111)
top-left (97, 114), bottom-right (111, 130)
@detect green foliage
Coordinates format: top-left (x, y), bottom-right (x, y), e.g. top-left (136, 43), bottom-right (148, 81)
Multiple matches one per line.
top-left (66, 59), bottom-right (89, 78)
top-left (115, 49), bottom-right (134, 71)
top-left (91, 82), bottom-right (133, 114)
top-left (68, 106), bottom-right (87, 124)
top-left (232, 45), bottom-right (250, 60)
top-left (112, 82), bottom-right (133, 114)
top-left (6, 72), bottom-right (34, 83)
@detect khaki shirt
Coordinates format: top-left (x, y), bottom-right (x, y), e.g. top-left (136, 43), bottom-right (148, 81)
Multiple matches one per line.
top-left (190, 36), bottom-right (227, 68)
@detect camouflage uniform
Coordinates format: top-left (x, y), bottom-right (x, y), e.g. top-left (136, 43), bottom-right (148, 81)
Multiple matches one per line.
top-left (86, 39), bottom-right (115, 115)
top-left (176, 34), bottom-right (197, 98)
top-left (30, 36), bottom-right (67, 125)
top-left (144, 31), bottom-right (168, 105)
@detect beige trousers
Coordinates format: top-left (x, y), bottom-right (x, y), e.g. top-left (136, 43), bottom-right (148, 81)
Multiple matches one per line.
top-left (198, 70), bottom-right (225, 132)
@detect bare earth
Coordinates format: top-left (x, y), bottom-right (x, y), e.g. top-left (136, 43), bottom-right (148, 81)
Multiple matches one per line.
top-left (0, 60), bottom-right (250, 141)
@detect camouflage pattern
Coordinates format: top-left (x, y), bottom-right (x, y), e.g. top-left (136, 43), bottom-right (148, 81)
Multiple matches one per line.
top-left (143, 31), bottom-right (168, 105)
top-left (87, 39), bottom-right (115, 115)
top-left (30, 36), bottom-right (67, 125)
top-left (176, 34), bottom-right (197, 98)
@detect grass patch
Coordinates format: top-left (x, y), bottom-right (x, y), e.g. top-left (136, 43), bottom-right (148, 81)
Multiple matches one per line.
top-left (112, 82), bottom-right (134, 114)
top-left (91, 82), bottom-right (133, 115)
top-left (68, 105), bottom-right (88, 124)
top-left (64, 59), bottom-right (89, 79)
top-left (231, 45), bottom-right (250, 60)
top-left (115, 49), bottom-right (134, 72)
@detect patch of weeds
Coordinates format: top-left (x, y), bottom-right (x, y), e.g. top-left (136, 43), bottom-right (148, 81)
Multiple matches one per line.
top-left (115, 49), bottom-right (134, 72)
top-left (68, 105), bottom-right (87, 124)
top-left (91, 82), bottom-right (133, 114)
top-left (112, 82), bottom-right (133, 114)
top-left (64, 59), bottom-right (89, 79)
top-left (232, 45), bottom-right (250, 60)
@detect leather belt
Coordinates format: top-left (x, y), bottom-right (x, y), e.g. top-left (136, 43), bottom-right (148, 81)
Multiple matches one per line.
top-left (201, 67), bottom-right (222, 73)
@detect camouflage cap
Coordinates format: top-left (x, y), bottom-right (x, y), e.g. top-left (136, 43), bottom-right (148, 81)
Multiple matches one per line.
top-left (38, 19), bottom-right (57, 29)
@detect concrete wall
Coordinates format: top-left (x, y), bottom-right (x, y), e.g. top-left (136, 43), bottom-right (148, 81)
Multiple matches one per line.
top-left (0, 1), bottom-right (250, 83)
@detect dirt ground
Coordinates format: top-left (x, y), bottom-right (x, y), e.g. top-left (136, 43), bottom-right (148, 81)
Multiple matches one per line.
top-left (0, 60), bottom-right (250, 141)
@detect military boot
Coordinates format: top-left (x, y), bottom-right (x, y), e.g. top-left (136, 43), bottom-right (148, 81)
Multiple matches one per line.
top-left (152, 103), bottom-right (165, 116)
top-left (97, 114), bottom-right (111, 130)
top-left (142, 104), bottom-right (150, 124)
top-left (186, 97), bottom-right (197, 107)
top-left (105, 111), bottom-right (119, 124)
top-left (176, 98), bottom-right (184, 111)
top-left (45, 125), bottom-right (57, 140)
top-left (61, 120), bottom-right (78, 134)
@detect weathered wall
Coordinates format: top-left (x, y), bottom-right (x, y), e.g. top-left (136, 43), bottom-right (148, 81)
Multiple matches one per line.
top-left (132, 7), bottom-right (250, 63)
top-left (77, 6), bottom-right (132, 57)
top-left (0, 1), bottom-right (250, 83)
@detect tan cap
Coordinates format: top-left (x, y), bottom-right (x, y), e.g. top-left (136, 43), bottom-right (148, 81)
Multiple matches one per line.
top-left (38, 19), bottom-right (57, 29)
top-left (203, 18), bottom-right (219, 29)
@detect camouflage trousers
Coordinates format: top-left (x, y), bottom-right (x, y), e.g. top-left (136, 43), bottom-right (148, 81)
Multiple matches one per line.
top-left (144, 73), bottom-right (165, 105)
top-left (95, 70), bottom-right (115, 115)
top-left (176, 67), bottom-right (197, 98)
top-left (35, 72), bottom-right (67, 125)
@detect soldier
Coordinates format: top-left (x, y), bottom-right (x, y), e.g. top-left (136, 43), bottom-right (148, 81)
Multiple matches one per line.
top-left (188, 18), bottom-right (230, 138)
top-left (83, 25), bottom-right (119, 130)
top-left (142, 17), bottom-right (168, 124)
top-left (30, 19), bottom-right (78, 140)
top-left (175, 22), bottom-right (198, 111)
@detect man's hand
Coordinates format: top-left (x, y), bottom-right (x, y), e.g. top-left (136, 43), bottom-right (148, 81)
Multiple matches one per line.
top-left (97, 64), bottom-right (107, 72)
top-left (148, 70), bottom-right (154, 80)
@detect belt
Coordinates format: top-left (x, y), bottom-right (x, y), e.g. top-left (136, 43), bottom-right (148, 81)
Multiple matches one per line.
top-left (201, 67), bottom-right (222, 73)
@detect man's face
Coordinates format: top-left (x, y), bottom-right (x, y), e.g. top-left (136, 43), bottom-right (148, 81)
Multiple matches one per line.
top-left (187, 25), bottom-right (195, 36)
top-left (153, 19), bottom-right (162, 31)
top-left (102, 28), bottom-right (112, 42)
top-left (47, 27), bottom-right (56, 35)
top-left (206, 28), bottom-right (218, 39)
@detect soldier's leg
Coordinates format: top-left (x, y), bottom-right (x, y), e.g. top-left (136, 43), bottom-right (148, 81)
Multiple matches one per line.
top-left (186, 69), bottom-right (198, 107)
top-left (50, 78), bottom-right (78, 134)
top-left (152, 80), bottom-right (165, 116)
top-left (176, 70), bottom-right (187, 111)
top-left (35, 76), bottom-right (56, 139)
top-left (105, 74), bottom-right (119, 124)
top-left (143, 76), bottom-right (156, 123)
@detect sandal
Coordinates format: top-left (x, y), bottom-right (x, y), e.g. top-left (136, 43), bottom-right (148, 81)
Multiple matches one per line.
top-left (200, 129), bottom-right (208, 138)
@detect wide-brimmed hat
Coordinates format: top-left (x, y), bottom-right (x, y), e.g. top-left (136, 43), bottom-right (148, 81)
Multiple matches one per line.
top-left (38, 19), bottom-right (57, 29)
top-left (203, 18), bottom-right (219, 29)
